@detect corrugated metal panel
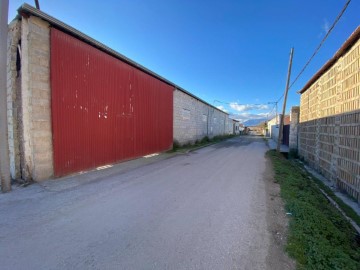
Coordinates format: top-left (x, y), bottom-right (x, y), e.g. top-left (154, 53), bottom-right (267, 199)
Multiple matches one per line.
top-left (51, 28), bottom-right (173, 177)
top-left (19, 3), bottom-right (228, 116)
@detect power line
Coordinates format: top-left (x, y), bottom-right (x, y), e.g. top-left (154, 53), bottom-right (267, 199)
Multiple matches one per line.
top-left (267, 103), bottom-right (277, 117)
top-left (213, 100), bottom-right (269, 107)
top-left (288, 0), bottom-right (352, 90)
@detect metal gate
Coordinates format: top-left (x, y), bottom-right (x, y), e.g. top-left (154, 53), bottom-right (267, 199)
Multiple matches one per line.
top-left (51, 29), bottom-right (173, 177)
top-left (282, 124), bottom-right (290, 146)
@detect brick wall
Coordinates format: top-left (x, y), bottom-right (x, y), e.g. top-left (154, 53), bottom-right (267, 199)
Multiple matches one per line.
top-left (173, 89), bottom-right (228, 145)
top-left (299, 38), bottom-right (360, 202)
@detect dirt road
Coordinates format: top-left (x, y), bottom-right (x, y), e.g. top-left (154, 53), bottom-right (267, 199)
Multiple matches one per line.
top-left (0, 136), bottom-right (294, 269)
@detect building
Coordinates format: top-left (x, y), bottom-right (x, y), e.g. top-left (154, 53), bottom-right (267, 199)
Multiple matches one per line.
top-left (6, 4), bottom-right (229, 182)
top-left (267, 114), bottom-right (290, 143)
top-left (298, 26), bottom-right (360, 202)
top-left (233, 119), bottom-right (240, 135)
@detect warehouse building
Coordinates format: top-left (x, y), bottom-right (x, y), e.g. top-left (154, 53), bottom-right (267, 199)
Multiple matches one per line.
top-left (6, 4), bottom-right (229, 182)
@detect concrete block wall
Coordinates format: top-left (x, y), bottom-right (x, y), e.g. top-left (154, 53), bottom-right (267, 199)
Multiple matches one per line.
top-left (299, 38), bottom-right (360, 202)
top-left (234, 121), bottom-right (240, 134)
top-left (7, 16), bottom-right (54, 181)
top-left (173, 89), bottom-right (228, 145)
top-left (22, 16), bottom-right (54, 181)
top-left (226, 118), bottom-right (233, 134)
top-left (7, 20), bottom-right (21, 180)
top-left (289, 106), bottom-right (300, 151)
top-left (210, 108), bottom-right (227, 137)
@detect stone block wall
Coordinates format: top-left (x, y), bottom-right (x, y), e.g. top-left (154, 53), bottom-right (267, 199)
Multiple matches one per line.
top-left (210, 107), bottom-right (227, 137)
top-left (289, 106), bottom-right (300, 151)
top-left (22, 16), bottom-right (53, 181)
top-left (299, 38), bottom-right (360, 202)
top-left (226, 118), bottom-right (233, 134)
top-left (7, 16), bottom-right (53, 181)
top-left (173, 89), bottom-right (228, 145)
top-left (7, 20), bottom-right (21, 180)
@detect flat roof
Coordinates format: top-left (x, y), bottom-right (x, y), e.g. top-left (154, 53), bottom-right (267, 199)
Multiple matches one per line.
top-left (299, 26), bottom-right (360, 94)
top-left (17, 3), bottom-right (228, 115)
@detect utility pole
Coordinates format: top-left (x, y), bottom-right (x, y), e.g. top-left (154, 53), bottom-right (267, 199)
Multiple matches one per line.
top-left (0, 0), bottom-right (11, 192)
top-left (35, 0), bottom-right (40, 10)
top-left (277, 48), bottom-right (294, 152)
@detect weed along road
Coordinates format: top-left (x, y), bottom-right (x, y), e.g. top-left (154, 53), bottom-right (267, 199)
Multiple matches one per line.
top-left (0, 136), bottom-right (292, 270)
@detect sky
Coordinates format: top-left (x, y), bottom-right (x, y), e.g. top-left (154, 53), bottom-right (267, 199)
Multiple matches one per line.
top-left (7, 0), bottom-right (360, 124)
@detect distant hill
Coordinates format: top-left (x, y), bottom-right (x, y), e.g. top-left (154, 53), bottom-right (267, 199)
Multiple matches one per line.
top-left (243, 118), bottom-right (267, 127)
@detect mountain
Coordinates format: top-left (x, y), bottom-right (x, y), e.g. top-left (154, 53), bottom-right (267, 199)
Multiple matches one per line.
top-left (243, 118), bottom-right (267, 127)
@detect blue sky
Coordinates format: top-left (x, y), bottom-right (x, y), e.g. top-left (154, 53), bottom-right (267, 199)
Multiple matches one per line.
top-left (8, 0), bottom-right (360, 123)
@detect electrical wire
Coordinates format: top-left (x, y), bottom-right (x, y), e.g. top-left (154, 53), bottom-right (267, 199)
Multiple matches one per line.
top-left (274, 0), bottom-right (351, 102)
top-left (289, 0), bottom-right (351, 90)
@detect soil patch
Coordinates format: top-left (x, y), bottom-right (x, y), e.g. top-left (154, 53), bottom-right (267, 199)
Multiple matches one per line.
top-left (264, 155), bottom-right (296, 270)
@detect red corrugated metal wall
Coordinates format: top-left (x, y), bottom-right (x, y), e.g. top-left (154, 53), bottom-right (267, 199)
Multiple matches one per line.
top-left (51, 28), bottom-right (173, 177)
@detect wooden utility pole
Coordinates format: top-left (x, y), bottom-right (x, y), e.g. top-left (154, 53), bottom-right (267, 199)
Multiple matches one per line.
top-left (277, 48), bottom-right (294, 152)
top-left (0, 0), bottom-right (11, 192)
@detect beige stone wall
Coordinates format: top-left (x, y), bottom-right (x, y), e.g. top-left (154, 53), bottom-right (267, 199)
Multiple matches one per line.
top-left (173, 89), bottom-right (228, 145)
top-left (299, 38), bottom-right (360, 202)
top-left (17, 16), bottom-right (53, 181)
top-left (7, 20), bottom-right (21, 180)
top-left (289, 106), bottom-right (300, 151)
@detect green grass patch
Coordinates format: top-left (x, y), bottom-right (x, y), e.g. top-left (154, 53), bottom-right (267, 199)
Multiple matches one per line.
top-left (310, 176), bottom-right (360, 227)
top-left (267, 150), bottom-right (360, 270)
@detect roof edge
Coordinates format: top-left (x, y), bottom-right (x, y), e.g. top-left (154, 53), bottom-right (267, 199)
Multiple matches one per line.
top-left (17, 3), bottom-right (228, 115)
top-left (299, 25), bottom-right (360, 94)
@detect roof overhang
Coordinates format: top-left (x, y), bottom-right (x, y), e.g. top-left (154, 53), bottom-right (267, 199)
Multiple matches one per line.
top-left (298, 26), bottom-right (360, 94)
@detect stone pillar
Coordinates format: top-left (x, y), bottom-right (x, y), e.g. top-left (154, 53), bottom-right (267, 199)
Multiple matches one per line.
top-left (289, 106), bottom-right (300, 152)
top-left (19, 15), bottom-right (53, 181)
top-left (7, 20), bottom-right (22, 180)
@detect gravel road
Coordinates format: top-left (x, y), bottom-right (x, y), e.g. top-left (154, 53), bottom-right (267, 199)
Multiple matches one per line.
top-left (0, 136), bottom-right (293, 270)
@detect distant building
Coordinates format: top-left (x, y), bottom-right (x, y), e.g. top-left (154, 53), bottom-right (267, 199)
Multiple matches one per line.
top-left (267, 114), bottom-right (290, 142)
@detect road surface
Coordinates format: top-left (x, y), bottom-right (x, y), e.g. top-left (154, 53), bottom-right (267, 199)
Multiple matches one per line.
top-left (0, 136), bottom-right (292, 269)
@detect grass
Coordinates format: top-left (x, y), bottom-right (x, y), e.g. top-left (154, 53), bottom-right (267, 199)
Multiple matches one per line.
top-left (267, 150), bottom-right (360, 270)
top-left (310, 175), bottom-right (360, 227)
top-left (170, 134), bottom-right (237, 152)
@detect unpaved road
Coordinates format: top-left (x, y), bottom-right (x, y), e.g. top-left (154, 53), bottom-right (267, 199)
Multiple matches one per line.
top-left (0, 136), bottom-right (293, 270)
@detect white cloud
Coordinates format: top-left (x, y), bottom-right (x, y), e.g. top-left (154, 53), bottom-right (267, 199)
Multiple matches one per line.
top-left (229, 102), bottom-right (269, 112)
top-left (216, 105), bottom-right (228, 113)
top-left (322, 18), bottom-right (330, 35)
top-left (230, 111), bottom-right (276, 124)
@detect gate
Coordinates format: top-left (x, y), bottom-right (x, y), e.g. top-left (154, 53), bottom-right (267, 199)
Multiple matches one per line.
top-left (51, 29), bottom-right (173, 177)
top-left (282, 124), bottom-right (290, 146)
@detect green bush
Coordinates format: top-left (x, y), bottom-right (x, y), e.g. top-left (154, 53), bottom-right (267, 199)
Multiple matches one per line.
top-left (200, 136), bottom-right (210, 144)
top-left (172, 140), bottom-right (181, 150)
